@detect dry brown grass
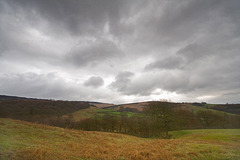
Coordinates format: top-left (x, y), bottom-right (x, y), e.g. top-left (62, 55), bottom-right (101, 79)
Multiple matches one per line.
top-left (15, 140), bottom-right (176, 160)
top-left (1, 118), bottom-right (240, 160)
top-left (13, 128), bottom-right (177, 159)
top-left (115, 102), bottom-right (150, 111)
top-left (90, 103), bottom-right (114, 108)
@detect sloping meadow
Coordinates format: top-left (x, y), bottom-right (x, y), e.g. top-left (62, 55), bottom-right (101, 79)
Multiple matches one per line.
top-left (1, 118), bottom-right (240, 160)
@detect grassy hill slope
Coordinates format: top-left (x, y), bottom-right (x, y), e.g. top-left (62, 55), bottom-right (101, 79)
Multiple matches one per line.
top-left (1, 118), bottom-right (239, 160)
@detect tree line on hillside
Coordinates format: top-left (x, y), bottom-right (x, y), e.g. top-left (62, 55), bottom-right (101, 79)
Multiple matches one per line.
top-left (73, 101), bottom-right (240, 138)
top-left (29, 101), bottom-right (239, 138)
top-left (1, 100), bottom-right (239, 138)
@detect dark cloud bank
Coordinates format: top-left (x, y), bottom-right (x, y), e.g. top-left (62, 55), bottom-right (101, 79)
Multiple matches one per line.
top-left (0, 0), bottom-right (240, 103)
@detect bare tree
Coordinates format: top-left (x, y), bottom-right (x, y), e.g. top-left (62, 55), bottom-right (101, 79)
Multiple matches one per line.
top-left (144, 100), bottom-right (177, 138)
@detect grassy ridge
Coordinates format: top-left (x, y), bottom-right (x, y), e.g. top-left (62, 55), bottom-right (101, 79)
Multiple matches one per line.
top-left (1, 118), bottom-right (240, 160)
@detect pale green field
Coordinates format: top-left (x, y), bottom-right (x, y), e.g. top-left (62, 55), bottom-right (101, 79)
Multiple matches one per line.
top-left (71, 107), bottom-right (138, 121)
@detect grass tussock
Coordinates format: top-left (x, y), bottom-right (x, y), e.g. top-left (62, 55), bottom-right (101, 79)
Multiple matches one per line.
top-left (1, 118), bottom-right (240, 160)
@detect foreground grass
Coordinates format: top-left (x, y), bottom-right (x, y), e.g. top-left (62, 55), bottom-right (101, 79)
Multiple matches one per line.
top-left (0, 118), bottom-right (239, 160)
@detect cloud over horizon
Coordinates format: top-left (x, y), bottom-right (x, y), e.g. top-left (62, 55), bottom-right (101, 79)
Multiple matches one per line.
top-left (0, 0), bottom-right (240, 104)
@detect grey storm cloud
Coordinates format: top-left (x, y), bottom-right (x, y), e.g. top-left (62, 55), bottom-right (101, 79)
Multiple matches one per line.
top-left (3, 0), bottom-right (141, 37)
top-left (0, 0), bottom-right (240, 103)
top-left (109, 71), bottom-right (190, 97)
top-left (177, 43), bottom-right (210, 61)
top-left (84, 76), bottom-right (104, 88)
top-left (135, 0), bottom-right (240, 46)
top-left (145, 56), bottom-right (184, 70)
top-left (110, 71), bottom-right (135, 94)
top-left (65, 39), bottom-right (123, 67)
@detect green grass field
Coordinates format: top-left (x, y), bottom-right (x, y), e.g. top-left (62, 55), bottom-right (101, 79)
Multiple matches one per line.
top-left (71, 107), bottom-right (139, 121)
top-left (1, 118), bottom-right (239, 160)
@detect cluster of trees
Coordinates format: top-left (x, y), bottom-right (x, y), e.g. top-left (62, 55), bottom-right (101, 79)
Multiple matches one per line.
top-left (74, 114), bottom-right (157, 137)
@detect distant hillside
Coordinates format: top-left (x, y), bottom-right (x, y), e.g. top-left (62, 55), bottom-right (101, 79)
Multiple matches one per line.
top-left (1, 95), bottom-right (239, 115)
top-left (89, 102), bottom-right (114, 108)
top-left (0, 98), bottom-right (90, 123)
top-left (212, 104), bottom-right (240, 115)
top-left (1, 95), bottom-right (240, 133)
top-left (191, 102), bottom-right (240, 115)
top-left (103, 101), bottom-right (150, 112)
top-left (0, 95), bottom-right (34, 100)
top-left (104, 101), bottom-right (240, 115)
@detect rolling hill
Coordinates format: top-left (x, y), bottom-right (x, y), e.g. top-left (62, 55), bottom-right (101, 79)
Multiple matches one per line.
top-left (0, 118), bottom-right (239, 160)
top-left (1, 95), bottom-right (239, 117)
top-left (1, 95), bottom-right (239, 133)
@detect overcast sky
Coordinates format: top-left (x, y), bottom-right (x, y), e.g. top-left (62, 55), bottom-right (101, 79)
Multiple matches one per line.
top-left (0, 0), bottom-right (240, 104)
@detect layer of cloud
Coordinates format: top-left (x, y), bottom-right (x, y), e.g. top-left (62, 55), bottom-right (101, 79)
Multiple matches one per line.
top-left (110, 71), bottom-right (135, 93)
top-left (65, 39), bottom-right (123, 67)
top-left (0, 72), bottom-right (76, 99)
top-left (145, 56), bottom-right (184, 70)
top-left (84, 76), bottom-right (104, 88)
top-left (0, 0), bottom-right (240, 103)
